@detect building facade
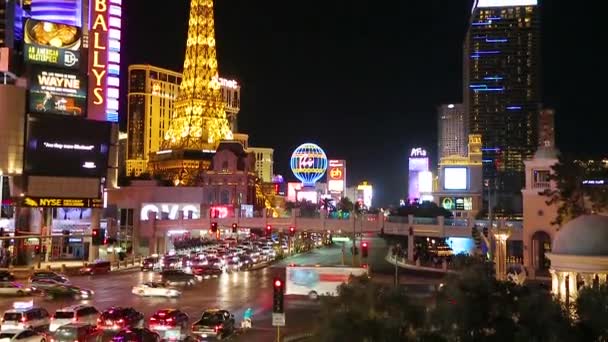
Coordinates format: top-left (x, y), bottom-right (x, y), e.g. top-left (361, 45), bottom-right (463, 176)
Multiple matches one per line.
top-left (464, 0), bottom-right (541, 211)
top-left (438, 104), bottom-right (467, 160)
top-left (126, 64), bottom-right (241, 177)
top-left (126, 65), bottom-right (182, 176)
top-left (249, 147), bottom-right (274, 183)
top-left (433, 134), bottom-right (483, 218)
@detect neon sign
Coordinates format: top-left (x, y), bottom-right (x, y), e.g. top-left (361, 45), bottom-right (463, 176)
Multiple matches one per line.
top-left (140, 203), bottom-right (200, 220)
top-left (290, 143), bottom-right (328, 187)
top-left (87, 0), bottom-right (121, 122)
top-left (410, 148), bottom-right (427, 158)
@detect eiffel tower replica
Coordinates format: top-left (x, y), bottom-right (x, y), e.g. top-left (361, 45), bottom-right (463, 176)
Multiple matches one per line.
top-left (149, 0), bottom-right (233, 186)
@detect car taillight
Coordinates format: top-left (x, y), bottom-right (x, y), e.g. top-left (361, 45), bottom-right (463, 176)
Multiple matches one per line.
top-left (117, 318), bottom-right (124, 324)
top-left (97, 318), bottom-right (101, 323)
top-left (21, 317), bottom-right (27, 323)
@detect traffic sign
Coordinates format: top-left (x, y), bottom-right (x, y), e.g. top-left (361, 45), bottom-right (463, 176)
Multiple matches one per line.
top-left (272, 313), bottom-right (285, 326)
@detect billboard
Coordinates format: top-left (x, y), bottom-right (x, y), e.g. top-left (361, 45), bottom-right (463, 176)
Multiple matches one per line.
top-left (444, 167), bottom-right (468, 190)
top-left (24, 114), bottom-right (111, 177)
top-left (327, 160), bottom-right (346, 193)
top-left (23, 19), bottom-right (81, 69)
top-left (30, 0), bottom-right (83, 27)
top-left (28, 67), bottom-right (87, 116)
top-left (441, 197), bottom-right (473, 211)
top-left (87, 0), bottom-right (122, 122)
top-left (21, 196), bottom-right (102, 208)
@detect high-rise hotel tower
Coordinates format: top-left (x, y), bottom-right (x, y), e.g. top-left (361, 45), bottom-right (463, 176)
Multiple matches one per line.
top-left (464, 0), bottom-right (541, 210)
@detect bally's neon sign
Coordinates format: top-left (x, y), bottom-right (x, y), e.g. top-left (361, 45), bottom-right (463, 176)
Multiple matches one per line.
top-left (140, 203), bottom-right (200, 220)
top-left (90, 0), bottom-right (108, 106)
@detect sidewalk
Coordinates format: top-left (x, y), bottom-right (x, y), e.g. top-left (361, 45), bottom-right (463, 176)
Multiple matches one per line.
top-left (1, 257), bottom-right (144, 278)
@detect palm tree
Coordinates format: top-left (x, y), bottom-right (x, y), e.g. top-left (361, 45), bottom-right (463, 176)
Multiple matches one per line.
top-left (337, 197), bottom-right (354, 213)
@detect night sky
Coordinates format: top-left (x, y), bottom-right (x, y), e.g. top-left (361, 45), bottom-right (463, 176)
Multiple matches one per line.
top-left (120, 0), bottom-right (598, 207)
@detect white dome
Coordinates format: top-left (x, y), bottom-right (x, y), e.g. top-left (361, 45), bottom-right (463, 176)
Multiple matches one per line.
top-left (552, 215), bottom-right (608, 256)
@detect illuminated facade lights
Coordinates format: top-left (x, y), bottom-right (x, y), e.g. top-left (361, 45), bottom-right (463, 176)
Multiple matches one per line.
top-left (161, 0), bottom-right (232, 151)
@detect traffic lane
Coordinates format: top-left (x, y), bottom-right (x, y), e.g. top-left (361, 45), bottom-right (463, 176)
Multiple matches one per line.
top-left (0, 267), bottom-right (285, 329)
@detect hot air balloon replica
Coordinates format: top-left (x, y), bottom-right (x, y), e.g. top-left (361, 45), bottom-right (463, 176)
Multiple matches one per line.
top-left (290, 143), bottom-right (328, 187)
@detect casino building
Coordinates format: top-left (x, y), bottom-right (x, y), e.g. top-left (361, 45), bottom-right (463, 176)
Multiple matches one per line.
top-left (0, 0), bottom-right (122, 265)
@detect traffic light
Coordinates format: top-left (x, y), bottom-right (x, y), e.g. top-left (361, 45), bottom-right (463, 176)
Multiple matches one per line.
top-left (34, 245), bottom-right (41, 255)
top-left (210, 222), bottom-right (218, 233)
top-left (472, 226), bottom-right (482, 249)
top-left (272, 277), bottom-right (284, 313)
top-left (232, 223), bottom-right (238, 233)
top-left (361, 241), bottom-right (369, 258)
top-left (92, 228), bottom-right (105, 246)
top-left (265, 225), bottom-right (272, 236)
top-left (289, 226), bottom-right (295, 236)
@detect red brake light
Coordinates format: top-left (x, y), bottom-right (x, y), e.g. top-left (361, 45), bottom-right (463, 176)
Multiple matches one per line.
top-left (117, 319), bottom-right (124, 324)
top-left (21, 317), bottom-right (27, 323)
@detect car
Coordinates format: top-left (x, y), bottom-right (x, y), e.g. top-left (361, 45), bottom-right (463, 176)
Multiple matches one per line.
top-left (50, 323), bottom-right (102, 342)
top-left (148, 309), bottom-right (189, 340)
top-left (0, 271), bottom-right (15, 282)
top-left (160, 270), bottom-right (195, 286)
top-left (225, 260), bottom-right (241, 273)
top-left (0, 302), bottom-right (50, 332)
top-left (191, 309), bottom-right (235, 340)
top-left (110, 328), bottom-right (160, 342)
top-left (28, 272), bottom-right (69, 285)
top-left (191, 266), bottom-right (222, 278)
top-left (0, 329), bottom-right (46, 342)
top-left (43, 284), bottom-right (94, 300)
top-left (97, 307), bottom-right (144, 331)
top-left (238, 256), bottom-right (253, 269)
top-left (79, 261), bottom-right (111, 275)
top-left (131, 282), bottom-right (181, 298)
top-left (50, 305), bottom-right (100, 332)
top-left (141, 257), bottom-right (159, 271)
top-left (0, 283), bottom-right (33, 297)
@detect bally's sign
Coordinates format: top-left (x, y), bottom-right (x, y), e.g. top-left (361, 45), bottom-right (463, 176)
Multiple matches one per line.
top-left (141, 203), bottom-right (201, 221)
top-left (87, 0), bottom-right (110, 121)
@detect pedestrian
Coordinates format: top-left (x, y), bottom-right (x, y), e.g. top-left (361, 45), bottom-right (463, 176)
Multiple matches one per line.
top-left (241, 308), bottom-right (253, 329)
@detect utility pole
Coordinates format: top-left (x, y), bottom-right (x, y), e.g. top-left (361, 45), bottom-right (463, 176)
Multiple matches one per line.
top-left (351, 211), bottom-right (356, 266)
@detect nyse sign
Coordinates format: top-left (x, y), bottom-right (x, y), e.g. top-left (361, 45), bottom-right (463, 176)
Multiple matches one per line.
top-left (140, 203), bottom-right (200, 221)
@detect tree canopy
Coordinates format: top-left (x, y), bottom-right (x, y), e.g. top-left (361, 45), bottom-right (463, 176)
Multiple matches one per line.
top-left (313, 258), bottom-right (608, 341)
top-left (542, 155), bottom-right (608, 225)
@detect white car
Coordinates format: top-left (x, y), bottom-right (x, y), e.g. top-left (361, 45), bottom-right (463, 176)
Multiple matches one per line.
top-left (0, 283), bottom-right (33, 297)
top-left (131, 282), bottom-right (181, 298)
top-left (0, 329), bottom-right (45, 342)
top-left (50, 305), bottom-right (99, 332)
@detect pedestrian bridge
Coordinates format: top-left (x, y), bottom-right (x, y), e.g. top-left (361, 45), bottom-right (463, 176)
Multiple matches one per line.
top-left (140, 212), bottom-right (523, 241)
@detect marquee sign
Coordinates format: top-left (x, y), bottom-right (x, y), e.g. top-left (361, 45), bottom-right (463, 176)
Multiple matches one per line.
top-left (21, 196), bottom-right (102, 208)
top-left (87, 0), bottom-right (121, 122)
top-left (140, 203), bottom-right (200, 220)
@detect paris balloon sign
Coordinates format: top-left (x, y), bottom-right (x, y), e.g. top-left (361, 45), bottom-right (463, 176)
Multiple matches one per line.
top-left (290, 143), bottom-right (328, 187)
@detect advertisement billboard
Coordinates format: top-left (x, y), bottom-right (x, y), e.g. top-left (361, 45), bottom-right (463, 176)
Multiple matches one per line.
top-left (87, 0), bottom-right (122, 122)
top-left (23, 19), bottom-right (81, 69)
top-left (21, 196), bottom-right (102, 208)
top-left (24, 114), bottom-right (111, 177)
top-left (327, 160), bottom-right (346, 193)
top-left (444, 167), bottom-right (468, 190)
top-left (30, 0), bottom-right (84, 27)
top-left (28, 66), bottom-right (87, 116)
top-left (441, 197), bottom-right (473, 211)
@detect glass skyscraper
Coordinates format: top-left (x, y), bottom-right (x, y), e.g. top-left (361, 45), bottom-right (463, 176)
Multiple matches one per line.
top-left (464, 0), bottom-right (541, 211)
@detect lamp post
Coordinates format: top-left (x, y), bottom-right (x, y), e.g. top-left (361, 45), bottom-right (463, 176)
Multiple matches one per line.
top-left (493, 226), bottom-right (511, 281)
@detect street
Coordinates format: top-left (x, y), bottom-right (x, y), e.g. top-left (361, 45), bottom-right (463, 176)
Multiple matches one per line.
top-left (0, 242), bottom-right (438, 341)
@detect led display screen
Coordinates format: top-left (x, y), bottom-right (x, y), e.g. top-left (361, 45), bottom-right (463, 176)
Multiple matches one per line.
top-left (28, 66), bottom-right (87, 116)
top-left (444, 167), bottom-right (468, 190)
top-left (25, 114), bottom-right (111, 177)
top-left (23, 18), bottom-right (81, 69)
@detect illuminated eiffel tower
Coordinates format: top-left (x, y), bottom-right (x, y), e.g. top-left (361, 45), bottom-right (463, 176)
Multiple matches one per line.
top-left (149, 0), bottom-right (233, 185)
